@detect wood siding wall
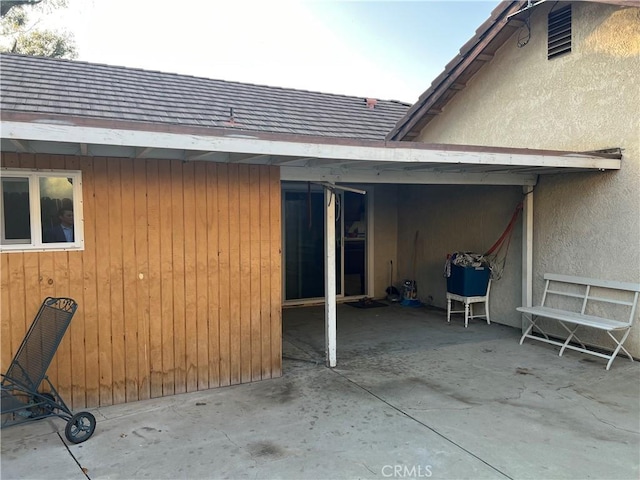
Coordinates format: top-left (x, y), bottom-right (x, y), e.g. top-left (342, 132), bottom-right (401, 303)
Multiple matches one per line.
top-left (1, 153), bottom-right (282, 409)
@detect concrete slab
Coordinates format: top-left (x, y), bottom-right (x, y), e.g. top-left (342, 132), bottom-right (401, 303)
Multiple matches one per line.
top-left (2, 304), bottom-right (639, 479)
top-left (0, 419), bottom-right (86, 480)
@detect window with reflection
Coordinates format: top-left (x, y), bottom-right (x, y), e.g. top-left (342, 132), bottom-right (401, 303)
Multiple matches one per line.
top-left (1, 170), bottom-right (83, 252)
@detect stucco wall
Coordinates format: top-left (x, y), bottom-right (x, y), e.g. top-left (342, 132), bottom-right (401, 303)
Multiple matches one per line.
top-left (371, 184), bottom-right (399, 298)
top-left (416, 3), bottom-right (640, 355)
top-left (396, 185), bottom-right (524, 327)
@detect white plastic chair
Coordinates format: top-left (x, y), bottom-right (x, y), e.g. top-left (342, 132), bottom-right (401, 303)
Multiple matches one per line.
top-left (446, 280), bottom-right (491, 328)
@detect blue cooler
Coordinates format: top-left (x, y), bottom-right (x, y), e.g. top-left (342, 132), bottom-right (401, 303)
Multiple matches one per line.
top-left (447, 263), bottom-right (490, 296)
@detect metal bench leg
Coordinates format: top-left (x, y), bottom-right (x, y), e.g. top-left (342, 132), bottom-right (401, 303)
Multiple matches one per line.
top-left (520, 315), bottom-right (553, 345)
top-left (606, 329), bottom-right (633, 370)
top-left (520, 315), bottom-right (536, 344)
top-left (447, 298), bottom-right (452, 324)
top-left (558, 322), bottom-right (587, 357)
top-left (559, 324), bottom-right (581, 357)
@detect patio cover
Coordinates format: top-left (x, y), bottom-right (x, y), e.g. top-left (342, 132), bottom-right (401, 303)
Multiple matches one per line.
top-left (1, 117), bottom-right (621, 366)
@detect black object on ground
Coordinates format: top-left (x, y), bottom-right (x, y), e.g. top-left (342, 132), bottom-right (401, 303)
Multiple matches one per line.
top-left (346, 298), bottom-right (389, 309)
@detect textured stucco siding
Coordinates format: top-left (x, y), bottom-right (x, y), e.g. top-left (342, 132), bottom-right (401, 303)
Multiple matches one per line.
top-left (372, 184), bottom-right (399, 299)
top-left (396, 185), bottom-right (524, 327)
top-left (415, 2), bottom-right (640, 356)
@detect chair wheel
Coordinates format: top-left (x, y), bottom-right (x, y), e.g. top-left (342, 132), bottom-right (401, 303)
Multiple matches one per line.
top-left (65, 411), bottom-right (96, 444)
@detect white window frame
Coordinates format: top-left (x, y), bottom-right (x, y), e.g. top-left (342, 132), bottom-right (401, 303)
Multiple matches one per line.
top-left (1, 168), bottom-right (84, 252)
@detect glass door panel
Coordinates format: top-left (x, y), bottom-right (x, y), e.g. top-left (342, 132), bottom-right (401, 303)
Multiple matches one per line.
top-left (343, 191), bottom-right (366, 296)
top-left (283, 186), bottom-right (342, 301)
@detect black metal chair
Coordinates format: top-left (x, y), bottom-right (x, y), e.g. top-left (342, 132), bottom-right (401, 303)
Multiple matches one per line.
top-left (1, 297), bottom-right (96, 443)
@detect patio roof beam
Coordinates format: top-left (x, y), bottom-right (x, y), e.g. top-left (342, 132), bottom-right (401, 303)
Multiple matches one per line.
top-left (281, 166), bottom-right (539, 186)
top-left (1, 121), bottom-right (620, 174)
top-left (228, 153), bottom-right (271, 163)
top-left (9, 139), bottom-right (28, 152)
top-left (135, 147), bottom-right (155, 158)
top-left (267, 156), bottom-right (317, 165)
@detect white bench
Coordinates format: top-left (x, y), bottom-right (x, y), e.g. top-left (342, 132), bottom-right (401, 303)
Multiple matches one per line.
top-left (517, 273), bottom-right (640, 370)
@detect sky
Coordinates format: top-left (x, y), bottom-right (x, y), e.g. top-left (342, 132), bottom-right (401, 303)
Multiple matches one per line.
top-left (32, 0), bottom-right (498, 104)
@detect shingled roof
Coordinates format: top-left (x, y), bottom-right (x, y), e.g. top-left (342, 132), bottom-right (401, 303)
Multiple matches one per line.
top-left (0, 54), bottom-right (410, 142)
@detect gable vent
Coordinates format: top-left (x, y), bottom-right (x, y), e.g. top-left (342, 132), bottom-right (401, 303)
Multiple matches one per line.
top-left (548, 5), bottom-right (572, 59)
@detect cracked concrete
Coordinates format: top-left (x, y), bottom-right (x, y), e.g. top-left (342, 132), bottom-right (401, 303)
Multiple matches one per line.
top-left (2, 304), bottom-right (639, 479)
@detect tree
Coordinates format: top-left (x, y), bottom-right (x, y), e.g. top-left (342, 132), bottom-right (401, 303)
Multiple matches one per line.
top-left (1, 1), bottom-right (44, 18)
top-left (0, 0), bottom-right (77, 59)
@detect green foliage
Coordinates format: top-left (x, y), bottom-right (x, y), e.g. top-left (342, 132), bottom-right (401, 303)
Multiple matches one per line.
top-left (13, 28), bottom-right (76, 58)
top-left (0, 0), bottom-right (75, 59)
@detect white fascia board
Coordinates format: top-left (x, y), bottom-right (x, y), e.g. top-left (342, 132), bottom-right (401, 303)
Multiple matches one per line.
top-left (281, 166), bottom-right (539, 186)
top-left (1, 121), bottom-right (620, 171)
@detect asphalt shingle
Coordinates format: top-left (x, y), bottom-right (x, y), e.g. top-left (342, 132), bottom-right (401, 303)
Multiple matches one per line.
top-left (1, 54), bottom-right (410, 141)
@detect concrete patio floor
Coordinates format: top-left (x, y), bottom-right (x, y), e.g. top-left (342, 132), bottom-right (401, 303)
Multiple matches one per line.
top-left (2, 303), bottom-right (639, 480)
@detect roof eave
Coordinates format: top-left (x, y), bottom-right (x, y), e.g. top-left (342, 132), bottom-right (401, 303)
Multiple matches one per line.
top-left (386, 1), bottom-right (522, 141)
top-left (387, 0), bottom-right (640, 142)
top-left (1, 114), bottom-right (621, 188)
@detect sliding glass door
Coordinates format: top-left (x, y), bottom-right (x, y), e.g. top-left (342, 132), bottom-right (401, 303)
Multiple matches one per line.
top-left (283, 185), bottom-right (342, 301)
top-left (282, 183), bottom-right (367, 302)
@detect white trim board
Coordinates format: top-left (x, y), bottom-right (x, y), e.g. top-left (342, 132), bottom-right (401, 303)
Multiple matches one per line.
top-left (1, 122), bottom-right (620, 185)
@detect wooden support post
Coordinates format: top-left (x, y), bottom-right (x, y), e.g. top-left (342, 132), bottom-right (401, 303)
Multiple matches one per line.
top-left (522, 185), bottom-right (534, 331)
top-left (325, 188), bottom-right (337, 367)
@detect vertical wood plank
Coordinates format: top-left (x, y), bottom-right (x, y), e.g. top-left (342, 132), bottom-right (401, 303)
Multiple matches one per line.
top-left (269, 166), bottom-right (282, 377)
top-left (158, 160), bottom-right (175, 396)
top-left (194, 162), bottom-right (209, 390)
top-left (93, 157), bottom-right (113, 406)
top-left (217, 164), bottom-right (231, 386)
top-left (40, 246), bottom-right (59, 392)
top-left (206, 163), bottom-right (220, 388)
top-left (249, 165), bottom-right (262, 381)
top-left (108, 158), bottom-right (125, 405)
top-left (134, 159), bottom-right (151, 401)
top-left (171, 160), bottom-right (186, 394)
top-left (259, 166), bottom-right (272, 378)
top-left (146, 160), bottom-right (163, 398)
top-left (120, 158), bottom-right (139, 403)
top-left (7, 253), bottom-right (26, 373)
top-left (228, 165), bottom-right (241, 385)
top-left (183, 161), bottom-right (198, 393)
top-left (66, 155), bottom-right (86, 408)
top-left (238, 165), bottom-right (252, 383)
top-left (1, 254), bottom-right (11, 371)
top-left (22, 252), bottom-right (41, 335)
top-left (53, 245), bottom-right (72, 404)
top-left (81, 156), bottom-right (100, 407)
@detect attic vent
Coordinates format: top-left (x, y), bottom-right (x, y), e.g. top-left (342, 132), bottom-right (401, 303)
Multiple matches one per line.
top-left (548, 5), bottom-right (571, 59)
